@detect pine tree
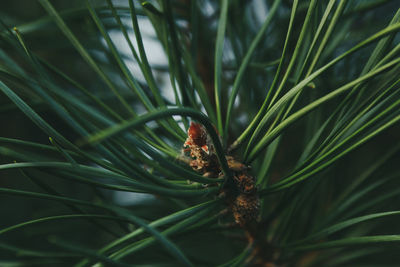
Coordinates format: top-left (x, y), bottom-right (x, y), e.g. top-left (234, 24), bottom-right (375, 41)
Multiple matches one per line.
top-left (1, 0), bottom-right (400, 266)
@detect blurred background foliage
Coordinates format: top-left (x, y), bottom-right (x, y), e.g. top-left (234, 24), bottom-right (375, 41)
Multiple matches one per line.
top-left (1, 0), bottom-right (400, 266)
